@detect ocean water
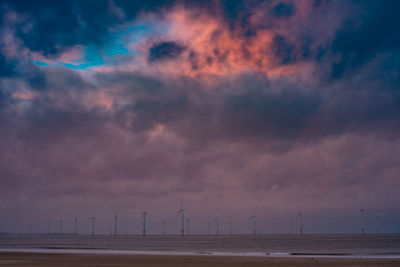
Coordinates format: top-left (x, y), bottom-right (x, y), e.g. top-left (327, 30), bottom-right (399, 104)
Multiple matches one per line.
top-left (0, 234), bottom-right (399, 257)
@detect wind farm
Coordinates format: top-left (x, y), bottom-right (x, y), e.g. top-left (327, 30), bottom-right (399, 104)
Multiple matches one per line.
top-left (1, 205), bottom-right (400, 266)
top-left (11, 206), bottom-right (392, 237)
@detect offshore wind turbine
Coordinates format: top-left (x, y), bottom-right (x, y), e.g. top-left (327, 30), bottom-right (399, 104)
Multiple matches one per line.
top-left (360, 208), bottom-right (365, 236)
top-left (215, 217), bottom-right (219, 236)
top-left (298, 212), bottom-right (303, 235)
top-left (74, 217), bottom-right (78, 235)
top-left (47, 220), bottom-right (51, 235)
top-left (376, 215), bottom-right (380, 233)
top-left (290, 217), bottom-right (293, 234)
top-left (178, 205), bottom-right (185, 236)
top-left (142, 212), bottom-right (147, 236)
top-left (250, 216), bottom-right (256, 235)
top-left (59, 220), bottom-right (63, 234)
top-left (91, 216), bottom-right (95, 236)
top-left (114, 213), bottom-right (118, 236)
top-left (207, 221), bottom-right (210, 235)
top-left (162, 220), bottom-right (166, 235)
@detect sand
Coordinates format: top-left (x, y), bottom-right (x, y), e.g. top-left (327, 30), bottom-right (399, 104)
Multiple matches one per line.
top-left (1, 253), bottom-right (400, 267)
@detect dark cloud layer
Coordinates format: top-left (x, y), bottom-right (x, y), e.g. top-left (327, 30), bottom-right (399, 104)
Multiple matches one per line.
top-left (0, 0), bottom-right (400, 234)
top-left (148, 41), bottom-right (186, 62)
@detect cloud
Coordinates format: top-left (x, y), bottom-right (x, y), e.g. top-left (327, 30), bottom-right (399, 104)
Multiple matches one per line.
top-left (330, 0), bottom-right (400, 78)
top-left (271, 2), bottom-right (295, 18)
top-left (0, 0), bottom-right (400, 234)
top-left (148, 41), bottom-right (186, 62)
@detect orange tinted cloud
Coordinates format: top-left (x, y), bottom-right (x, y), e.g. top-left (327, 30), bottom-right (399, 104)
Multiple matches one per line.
top-left (138, 5), bottom-right (314, 80)
top-left (11, 91), bottom-right (35, 100)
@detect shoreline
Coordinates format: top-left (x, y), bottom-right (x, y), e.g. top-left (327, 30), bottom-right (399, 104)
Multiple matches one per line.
top-left (1, 248), bottom-right (400, 259)
top-left (1, 252), bottom-right (399, 267)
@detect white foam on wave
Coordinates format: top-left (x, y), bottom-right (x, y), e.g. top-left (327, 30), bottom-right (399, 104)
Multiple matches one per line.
top-left (269, 252), bottom-right (291, 256)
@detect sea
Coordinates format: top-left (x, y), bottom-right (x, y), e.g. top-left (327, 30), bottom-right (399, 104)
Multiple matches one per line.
top-left (0, 233), bottom-right (399, 258)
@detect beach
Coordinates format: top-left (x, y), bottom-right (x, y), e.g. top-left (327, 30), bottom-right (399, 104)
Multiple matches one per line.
top-left (1, 234), bottom-right (400, 266)
top-left (1, 252), bottom-right (400, 267)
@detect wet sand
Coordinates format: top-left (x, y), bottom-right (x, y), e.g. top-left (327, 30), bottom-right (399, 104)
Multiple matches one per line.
top-left (1, 253), bottom-right (400, 267)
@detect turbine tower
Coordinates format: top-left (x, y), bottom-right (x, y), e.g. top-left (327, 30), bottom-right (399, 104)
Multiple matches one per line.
top-left (186, 219), bottom-right (190, 236)
top-left (230, 221), bottom-right (233, 235)
top-left (360, 208), bottom-right (365, 236)
top-left (59, 220), bottom-right (63, 234)
top-left (375, 214), bottom-right (380, 234)
top-left (250, 216), bottom-right (256, 235)
top-left (142, 212), bottom-right (147, 236)
top-left (207, 221), bottom-right (210, 235)
top-left (47, 220), bottom-right (51, 235)
top-left (162, 220), bottom-right (166, 235)
top-left (178, 205), bottom-right (185, 236)
top-left (114, 213), bottom-right (118, 236)
top-left (74, 217), bottom-right (78, 235)
top-left (215, 217), bottom-right (219, 236)
top-left (290, 217), bottom-right (293, 234)
top-left (328, 216), bottom-right (332, 234)
top-left (298, 212), bottom-right (303, 235)
top-left (91, 216), bottom-right (95, 236)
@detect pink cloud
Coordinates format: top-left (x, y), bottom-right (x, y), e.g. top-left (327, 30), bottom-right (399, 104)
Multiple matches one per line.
top-left (31, 45), bottom-right (84, 65)
top-left (11, 91), bottom-right (35, 100)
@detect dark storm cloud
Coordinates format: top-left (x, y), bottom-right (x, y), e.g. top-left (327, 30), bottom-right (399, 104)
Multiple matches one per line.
top-left (2, 0), bottom-right (174, 55)
top-left (1, 0), bottom-right (399, 144)
top-left (330, 0), bottom-right (400, 78)
top-left (271, 2), bottom-right (295, 18)
top-left (148, 41), bottom-right (186, 63)
top-left (0, 52), bottom-right (17, 77)
top-left (271, 35), bottom-right (297, 65)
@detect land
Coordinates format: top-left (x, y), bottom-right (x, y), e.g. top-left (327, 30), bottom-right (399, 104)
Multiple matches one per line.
top-left (1, 253), bottom-right (400, 267)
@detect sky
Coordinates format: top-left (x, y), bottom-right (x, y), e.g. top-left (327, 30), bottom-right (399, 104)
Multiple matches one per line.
top-left (0, 0), bottom-right (400, 235)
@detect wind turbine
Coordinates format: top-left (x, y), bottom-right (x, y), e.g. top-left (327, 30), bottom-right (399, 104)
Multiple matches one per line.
top-left (215, 217), bottom-right (219, 236)
top-left (142, 212), bottom-right (147, 236)
top-left (114, 213), bottom-right (118, 236)
top-left (290, 217), bottom-right (293, 234)
top-left (162, 220), bottom-right (166, 235)
top-left (59, 220), bottom-right (63, 235)
top-left (47, 220), bottom-right (51, 235)
top-left (250, 216), bottom-right (256, 235)
top-left (207, 221), bottom-right (210, 235)
top-left (376, 214), bottom-right (381, 234)
top-left (74, 217), bottom-right (78, 235)
top-left (91, 216), bottom-right (95, 236)
top-left (298, 212), bottom-right (303, 235)
top-left (178, 205), bottom-right (185, 236)
top-left (360, 208), bottom-right (365, 236)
